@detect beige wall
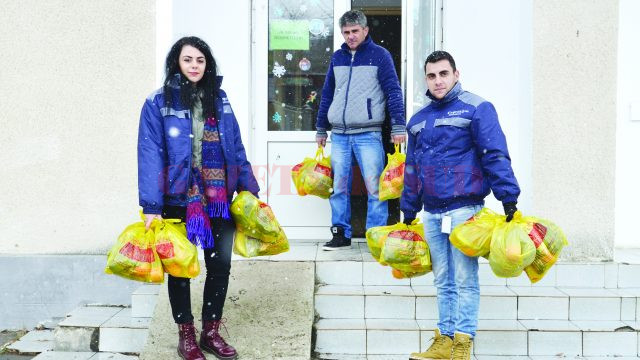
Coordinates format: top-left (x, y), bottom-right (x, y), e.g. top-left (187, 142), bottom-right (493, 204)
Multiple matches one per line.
top-left (0, 1), bottom-right (155, 254)
top-left (532, 1), bottom-right (618, 260)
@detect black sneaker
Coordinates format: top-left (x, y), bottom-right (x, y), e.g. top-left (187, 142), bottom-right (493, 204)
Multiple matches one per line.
top-left (322, 226), bottom-right (352, 251)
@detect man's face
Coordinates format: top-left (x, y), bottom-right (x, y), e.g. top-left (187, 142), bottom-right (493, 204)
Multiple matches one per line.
top-left (425, 59), bottom-right (459, 99)
top-left (341, 24), bottom-right (369, 50)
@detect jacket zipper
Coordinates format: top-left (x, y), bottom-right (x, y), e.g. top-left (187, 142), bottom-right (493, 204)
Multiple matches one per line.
top-left (341, 52), bottom-right (356, 130)
top-left (216, 101), bottom-right (230, 200)
top-left (186, 109), bottom-right (193, 196)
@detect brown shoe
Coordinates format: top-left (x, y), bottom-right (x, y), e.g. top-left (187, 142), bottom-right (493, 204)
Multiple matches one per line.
top-left (200, 319), bottom-right (238, 359)
top-left (177, 322), bottom-right (206, 360)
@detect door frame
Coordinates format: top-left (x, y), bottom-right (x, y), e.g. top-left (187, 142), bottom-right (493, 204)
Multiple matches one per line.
top-left (250, 0), bottom-right (441, 239)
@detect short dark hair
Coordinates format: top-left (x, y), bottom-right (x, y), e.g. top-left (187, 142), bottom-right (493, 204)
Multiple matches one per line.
top-left (424, 50), bottom-right (457, 73)
top-left (339, 10), bottom-right (367, 28)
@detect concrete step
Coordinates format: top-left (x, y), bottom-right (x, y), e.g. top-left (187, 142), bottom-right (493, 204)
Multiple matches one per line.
top-left (315, 284), bottom-right (640, 321)
top-left (53, 304), bottom-right (150, 354)
top-left (315, 243), bottom-right (640, 288)
top-left (5, 283), bottom-right (159, 359)
top-left (48, 284), bottom-right (159, 356)
top-left (314, 318), bottom-right (640, 357)
top-left (314, 245), bottom-right (640, 358)
top-left (53, 305), bottom-right (123, 352)
top-left (5, 329), bottom-right (54, 355)
top-left (130, 284), bottom-right (160, 318)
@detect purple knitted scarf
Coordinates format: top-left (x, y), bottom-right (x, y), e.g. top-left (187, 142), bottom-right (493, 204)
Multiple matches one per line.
top-left (186, 117), bottom-right (230, 249)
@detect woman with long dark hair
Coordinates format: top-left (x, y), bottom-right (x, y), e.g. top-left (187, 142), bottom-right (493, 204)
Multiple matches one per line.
top-left (138, 36), bottom-right (259, 360)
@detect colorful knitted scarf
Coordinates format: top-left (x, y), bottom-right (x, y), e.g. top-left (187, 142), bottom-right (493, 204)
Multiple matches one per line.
top-left (186, 117), bottom-right (229, 249)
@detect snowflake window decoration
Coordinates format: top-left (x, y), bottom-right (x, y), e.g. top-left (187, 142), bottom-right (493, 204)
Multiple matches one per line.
top-left (299, 4), bottom-right (307, 13)
top-left (320, 29), bottom-right (329, 38)
top-left (285, 53), bottom-right (293, 61)
top-left (272, 112), bottom-right (282, 123)
top-left (272, 62), bottom-right (286, 78)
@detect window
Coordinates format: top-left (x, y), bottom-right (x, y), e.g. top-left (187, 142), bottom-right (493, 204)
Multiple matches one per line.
top-left (268, 0), bottom-right (334, 131)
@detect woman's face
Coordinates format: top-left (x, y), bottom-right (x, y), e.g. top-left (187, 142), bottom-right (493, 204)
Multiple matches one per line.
top-left (179, 45), bottom-right (206, 83)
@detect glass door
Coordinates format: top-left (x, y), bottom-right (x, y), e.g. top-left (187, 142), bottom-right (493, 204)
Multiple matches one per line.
top-left (267, 1), bottom-right (335, 132)
top-left (253, 0), bottom-right (348, 240)
top-left (251, 0), bottom-right (438, 240)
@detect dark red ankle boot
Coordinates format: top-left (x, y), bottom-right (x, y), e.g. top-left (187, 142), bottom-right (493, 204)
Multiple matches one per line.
top-left (200, 319), bottom-right (238, 359)
top-left (177, 322), bottom-right (206, 360)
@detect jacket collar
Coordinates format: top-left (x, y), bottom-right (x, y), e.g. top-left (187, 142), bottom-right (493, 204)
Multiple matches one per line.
top-left (426, 82), bottom-right (462, 106)
top-left (341, 35), bottom-right (373, 52)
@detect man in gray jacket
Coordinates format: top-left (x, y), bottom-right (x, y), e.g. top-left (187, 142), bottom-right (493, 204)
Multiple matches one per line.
top-left (316, 10), bottom-right (406, 250)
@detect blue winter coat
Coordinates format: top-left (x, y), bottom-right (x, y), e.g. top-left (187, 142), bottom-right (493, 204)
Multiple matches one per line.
top-left (316, 36), bottom-right (406, 136)
top-left (400, 82), bottom-right (520, 217)
top-left (138, 76), bottom-right (260, 214)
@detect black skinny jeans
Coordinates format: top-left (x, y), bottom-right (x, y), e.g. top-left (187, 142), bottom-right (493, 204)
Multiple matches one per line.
top-left (162, 206), bottom-right (235, 324)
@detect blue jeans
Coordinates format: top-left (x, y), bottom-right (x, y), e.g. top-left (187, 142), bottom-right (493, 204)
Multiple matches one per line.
top-left (423, 204), bottom-right (483, 337)
top-left (330, 132), bottom-right (388, 239)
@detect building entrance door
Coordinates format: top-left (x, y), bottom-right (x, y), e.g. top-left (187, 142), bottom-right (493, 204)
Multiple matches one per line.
top-left (252, 0), bottom-right (438, 240)
top-left (348, 1), bottom-right (402, 238)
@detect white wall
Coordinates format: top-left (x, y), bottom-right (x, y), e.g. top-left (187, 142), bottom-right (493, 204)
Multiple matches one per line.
top-left (442, 0), bottom-right (533, 214)
top-left (615, 0), bottom-right (640, 248)
top-left (532, 1), bottom-right (617, 260)
top-left (0, 0), bottom-right (155, 254)
top-left (168, 0), bottom-right (253, 158)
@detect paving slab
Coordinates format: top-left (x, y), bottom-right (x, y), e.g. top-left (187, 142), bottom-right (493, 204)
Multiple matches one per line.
top-left (140, 260), bottom-right (314, 359)
top-left (6, 330), bottom-right (54, 354)
top-left (0, 354), bottom-right (36, 360)
top-left (90, 353), bottom-right (138, 359)
top-left (31, 352), bottom-right (95, 360)
top-left (58, 306), bottom-right (124, 328)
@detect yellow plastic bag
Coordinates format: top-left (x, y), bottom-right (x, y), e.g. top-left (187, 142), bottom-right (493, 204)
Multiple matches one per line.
top-left (233, 229), bottom-right (289, 258)
top-left (365, 223), bottom-right (398, 262)
top-left (379, 144), bottom-right (406, 201)
top-left (155, 219), bottom-right (200, 278)
top-left (381, 223), bottom-right (432, 274)
top-left (450, 207), bottom-right (501, 257)
top-left (391, 267), bottom-right (429, 279)
top-left (523, 218), bottom-right (568, 283)
top-left (367, 220), bottom-right (431, 277)
top-left (291, 147), bottom-right (333, 199)
top-left (230, 191), bottom-right (283, 243)
top-left (105, 220), bottom-right (164, 283)
top-left (291, 160), bottom-right (308, 196)
top-left (489, 211), bottom-right (536, 277)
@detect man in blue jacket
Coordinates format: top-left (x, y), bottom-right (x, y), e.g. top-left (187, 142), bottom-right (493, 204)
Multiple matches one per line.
top-left (402, 51), bottom-right (520, 360)
top-left (316, 10), bottom-right (406, 250)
